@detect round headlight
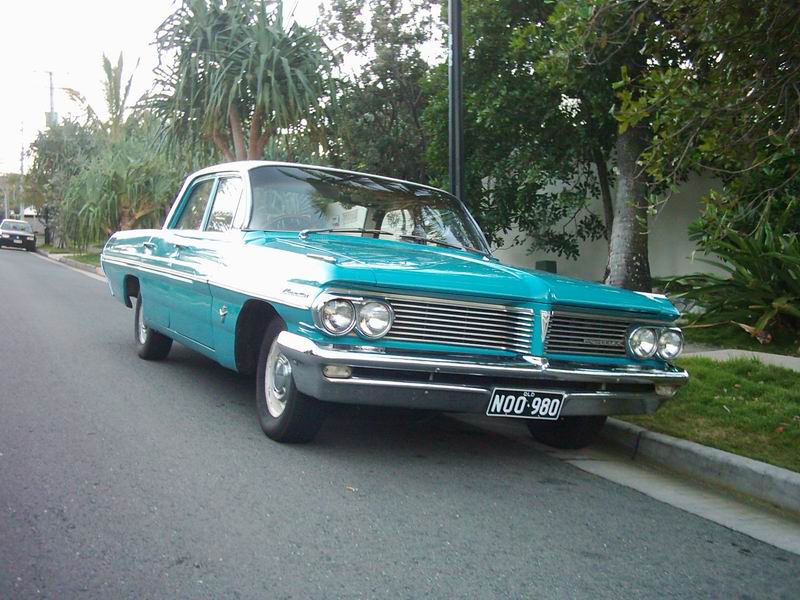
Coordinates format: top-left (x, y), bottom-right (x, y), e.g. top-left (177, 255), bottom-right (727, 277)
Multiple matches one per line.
top-left (657, 329), bottom-right (683, 361)
top-left (320, 299), bottom-right (356, 335)
top-left (629, 327), bottom-right (658, 358)
top-left (356, 301), bottom-right (393, 339)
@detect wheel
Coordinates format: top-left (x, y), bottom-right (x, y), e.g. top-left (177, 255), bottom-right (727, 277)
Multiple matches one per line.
top-left (526, 416), bottom-right (607, 449)
top-left (256, 320), bottom-right (327, 443)
top-left (134, 293), bottom-right (173, 360)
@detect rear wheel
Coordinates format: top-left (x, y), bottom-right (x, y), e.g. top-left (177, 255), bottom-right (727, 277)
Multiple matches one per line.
top-left (256, 321), bottom-right (326, 443)
top-left (526, 416), bottom-right (607, 449)
top-left (134, 293), bottom-right (172, 360)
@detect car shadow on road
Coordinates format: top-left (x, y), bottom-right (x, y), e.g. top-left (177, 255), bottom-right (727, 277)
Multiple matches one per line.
top-left (160, 342), bottom-right (561, 469)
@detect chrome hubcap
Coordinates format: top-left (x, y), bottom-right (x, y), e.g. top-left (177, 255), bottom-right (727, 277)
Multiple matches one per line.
top-left (265, 339), bottom-right (292, 418)
top-left (137, 300), bottom-right (148, 344)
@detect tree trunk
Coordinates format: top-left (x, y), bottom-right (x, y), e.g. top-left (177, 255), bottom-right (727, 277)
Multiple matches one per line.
top-left (592, 145), bottom-right (614, 236)
top-left (605, 125), bottom-right (652, 291)
top-left (229, 108), bottom-right (246, 161)
top-left (247, 107), bottom-right (263, 160)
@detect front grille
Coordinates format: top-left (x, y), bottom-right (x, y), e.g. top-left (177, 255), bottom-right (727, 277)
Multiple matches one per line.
top-left (385, 295), bottom-right (533, 354)
top-left (544, 311), bottom-right (633, 357)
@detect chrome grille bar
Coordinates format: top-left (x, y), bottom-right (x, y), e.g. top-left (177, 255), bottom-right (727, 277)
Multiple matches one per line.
top-left (385, 295), bottom-right (533, 353)
top-left (544, 311), bottom-right (634, 357)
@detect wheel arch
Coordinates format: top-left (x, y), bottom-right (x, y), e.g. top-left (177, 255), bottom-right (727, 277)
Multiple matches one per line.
top-left (122, 275), bottom-right (140, 308)
top-left (235, 299), bottom-right (282, 375)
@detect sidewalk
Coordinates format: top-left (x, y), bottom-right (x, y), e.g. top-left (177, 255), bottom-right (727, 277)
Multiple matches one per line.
top-left (685, 348), bottom-right (800, 371)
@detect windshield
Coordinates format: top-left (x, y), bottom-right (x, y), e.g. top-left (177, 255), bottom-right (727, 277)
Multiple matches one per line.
top-left (247, 166), bottom-right (489, 254)
top-left (0, 220), bottom-right (32, 233)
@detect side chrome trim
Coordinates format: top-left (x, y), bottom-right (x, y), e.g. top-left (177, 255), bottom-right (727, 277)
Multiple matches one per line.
top-left (101, 255), bottom-right (196, 284)
top-left (101, 253), bottom-right (312, 309)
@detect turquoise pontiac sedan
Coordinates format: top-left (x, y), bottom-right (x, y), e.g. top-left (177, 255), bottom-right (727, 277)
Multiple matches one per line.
top-left (101, 162), bottom-right (688, 446)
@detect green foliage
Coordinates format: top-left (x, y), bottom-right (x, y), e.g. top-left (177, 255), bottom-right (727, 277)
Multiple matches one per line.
top-left (666, 205), bottom-right (800, 337)
top-left (423, 0), bottom-right (611, 258)
top-left (324, 0), bottom-right (437, 183)
top-left (26, 55), bottom-right (193, 249)
top-left (60, 118), bottom-right (188, 248)
top-left (150, 0), bottom-right (334, 161)
top-left (618, 0), bottom-right (800, 238)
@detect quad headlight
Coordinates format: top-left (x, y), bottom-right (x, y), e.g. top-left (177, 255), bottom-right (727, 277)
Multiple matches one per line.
top-left (629, 327), bottom-right (658, 358)
top-left (318, 298), bottom-right (356, 335)
top-left (628, 326), bottom-right (683, 361)
top-left (313, 295), bottom-right (394, 339)
top-left (356, 301), bottom-right (393, 339)
top-left (657, 328), bottom-right (684, 361)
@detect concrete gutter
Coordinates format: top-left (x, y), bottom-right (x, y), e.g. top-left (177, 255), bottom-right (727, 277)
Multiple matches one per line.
top-left (36, 249), bottom-right (104, 277)
top-left (602, 418), bottom-right (800, 516)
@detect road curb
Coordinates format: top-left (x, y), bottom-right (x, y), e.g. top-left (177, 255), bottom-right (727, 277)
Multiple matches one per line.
top-left (602, 418), bottom-right (800, 516)
top-left (36, 249), bottom-right (104, 277)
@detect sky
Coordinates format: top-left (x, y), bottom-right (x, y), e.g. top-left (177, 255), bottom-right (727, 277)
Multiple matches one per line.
top-left (0, 0), bottom-right (322, 175)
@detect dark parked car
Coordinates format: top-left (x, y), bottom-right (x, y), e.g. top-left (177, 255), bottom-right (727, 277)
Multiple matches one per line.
top-left (0, 219), bottom-right (36, 251)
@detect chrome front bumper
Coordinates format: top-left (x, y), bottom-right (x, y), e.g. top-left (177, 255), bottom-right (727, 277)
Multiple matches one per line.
top-left (277, 331), bottom-right (689, 416)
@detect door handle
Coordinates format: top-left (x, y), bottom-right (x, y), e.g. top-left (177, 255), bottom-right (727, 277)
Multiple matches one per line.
top-left (143, 241), bottom-right (156, 251)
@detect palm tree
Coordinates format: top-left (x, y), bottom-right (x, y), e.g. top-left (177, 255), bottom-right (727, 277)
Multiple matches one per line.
top-left (150, 0), bottom-right (335, 161)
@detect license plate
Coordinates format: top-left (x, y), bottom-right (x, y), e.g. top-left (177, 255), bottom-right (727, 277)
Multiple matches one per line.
top-left (13, 239), bottom-right (22, 244)
top-left (486, 388), bottom-right (565, 420)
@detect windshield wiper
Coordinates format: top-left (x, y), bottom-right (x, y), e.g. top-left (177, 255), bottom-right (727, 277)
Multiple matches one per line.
top-left (398, 234), bottom-right (490, 257)
top-left (297, 227), bottom-right (492, 258)
top-left (298, 227), bottom-right (396, 239)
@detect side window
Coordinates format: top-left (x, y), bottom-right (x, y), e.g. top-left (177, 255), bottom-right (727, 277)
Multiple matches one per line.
top-left (173, 179), bottom-right (215, 230)
top-left (206, 177), bottom-right (244, 233)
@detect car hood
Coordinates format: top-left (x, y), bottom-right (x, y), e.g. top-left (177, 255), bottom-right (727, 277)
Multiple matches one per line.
top-left (263, 234), bottom-right (678, 318)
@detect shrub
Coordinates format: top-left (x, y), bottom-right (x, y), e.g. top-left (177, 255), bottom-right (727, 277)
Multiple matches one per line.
top-left (666, 210), bottom-right (800, 341)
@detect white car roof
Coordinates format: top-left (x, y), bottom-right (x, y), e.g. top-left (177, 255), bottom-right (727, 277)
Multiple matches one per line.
top-left (189, 161), bottom-right (454, 198)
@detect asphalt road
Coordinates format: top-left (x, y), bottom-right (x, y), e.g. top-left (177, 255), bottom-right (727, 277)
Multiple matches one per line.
top-left (1, 248), bottom-right (798, 599)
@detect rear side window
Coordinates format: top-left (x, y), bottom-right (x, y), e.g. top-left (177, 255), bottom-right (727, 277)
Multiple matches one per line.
top-left (173, 179), bottom-right (215, 230)
top-left (206, 177), bottom-right (244, 232)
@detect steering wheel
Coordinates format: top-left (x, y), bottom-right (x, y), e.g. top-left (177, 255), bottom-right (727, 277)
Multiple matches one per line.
top-left (266, 215), bottom-right (316, 231)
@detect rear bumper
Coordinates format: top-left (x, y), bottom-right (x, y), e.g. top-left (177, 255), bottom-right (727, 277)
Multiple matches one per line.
top-left (277, 331), bottom-right (689, 416)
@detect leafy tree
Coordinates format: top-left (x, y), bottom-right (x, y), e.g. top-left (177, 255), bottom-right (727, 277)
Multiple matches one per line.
top-left (423, 1), bottom-right (613, 268)
top-left (151, 0), bottom-right (334, 161)
top-left (26, 119), bottom-right (98, 244)
top-left (617, 0), bottom-right (800, 242)
top-left (323, 0), bottom-right (439, 183)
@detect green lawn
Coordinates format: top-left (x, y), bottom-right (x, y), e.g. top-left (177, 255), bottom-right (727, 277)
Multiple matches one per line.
top-left (623, 357), bottom-right (800, 472)
top-left (684, 323), bottom-right (799, 357)
top-left (70, 253), bottom-right (101, 267)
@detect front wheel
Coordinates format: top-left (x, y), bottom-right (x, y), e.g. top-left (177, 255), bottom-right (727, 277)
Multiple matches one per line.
top-left (134, 293), bottom-right (172, 360)
top-left (526, 416), bottom-right (607, 449)
top-left (256, 321), bottom-right (327, 443)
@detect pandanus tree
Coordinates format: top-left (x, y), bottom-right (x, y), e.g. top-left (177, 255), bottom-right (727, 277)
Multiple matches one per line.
top-left (150, 0), bottom-right (335, 162)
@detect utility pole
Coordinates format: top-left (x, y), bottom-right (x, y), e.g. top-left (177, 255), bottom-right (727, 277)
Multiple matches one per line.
top-left (45, 71), bottom-right (58, 128)
top-left (3, 187), bottom-right (8, 219)
top-left (448, 0), bottom-right (465, 202)
top-left (19, 123), bottom-right (25, 220)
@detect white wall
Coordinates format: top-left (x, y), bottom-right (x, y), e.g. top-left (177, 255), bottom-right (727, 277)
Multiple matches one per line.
top-left (492, 174), bottom-right (723, 282)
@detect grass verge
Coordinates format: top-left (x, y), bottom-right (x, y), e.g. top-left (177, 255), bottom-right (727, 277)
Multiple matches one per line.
top-left (623, 357), bottom-right (800, 472)
top-left (684, 323), bottom-right (799, 357)
top-left (70, 253), bottom-right (101, 267)
top-left (38, 244), bottom-right (81, 254)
